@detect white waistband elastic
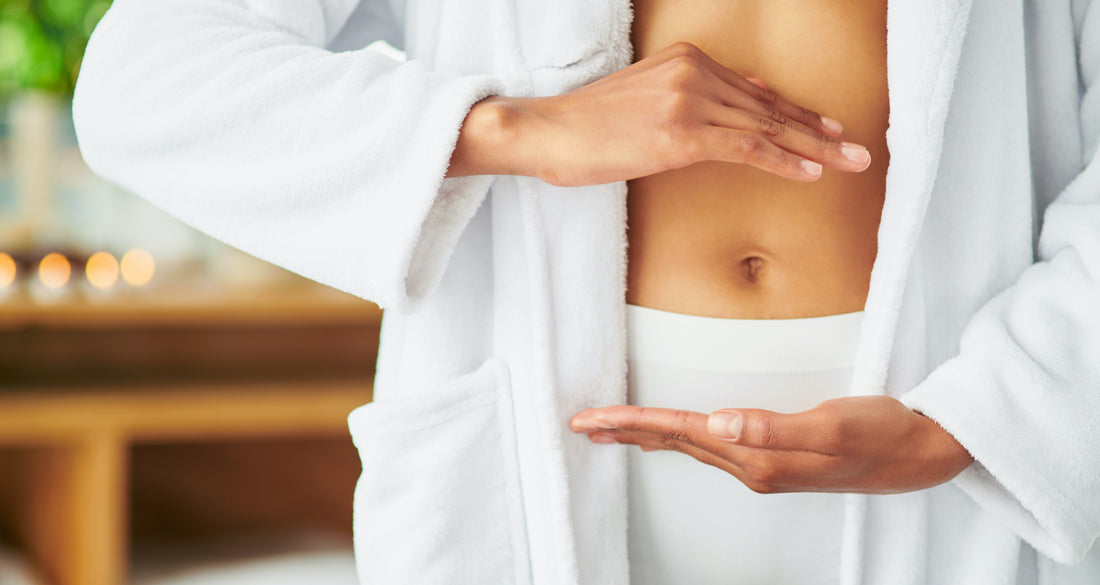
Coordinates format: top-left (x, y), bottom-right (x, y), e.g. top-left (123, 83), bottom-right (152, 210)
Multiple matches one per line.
top-left (627, 303), bottom-right (864, 373)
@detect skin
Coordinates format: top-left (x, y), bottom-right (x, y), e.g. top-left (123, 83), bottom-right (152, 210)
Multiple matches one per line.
top-left (448, 0), bottom-right (974, 495)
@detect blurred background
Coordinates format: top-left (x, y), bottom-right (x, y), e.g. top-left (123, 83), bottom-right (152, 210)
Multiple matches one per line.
top-left (1, 2), bottom-right (383, 584)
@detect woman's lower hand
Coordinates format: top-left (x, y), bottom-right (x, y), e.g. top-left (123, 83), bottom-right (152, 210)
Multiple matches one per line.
top-left (448, 42), bottom-right (872, 186)
top-left (569, 396), bottom-right (974, 494)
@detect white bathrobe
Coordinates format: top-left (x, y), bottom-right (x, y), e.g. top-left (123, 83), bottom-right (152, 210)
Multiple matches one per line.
top-left (72, 0), bottom-right (1100, 583)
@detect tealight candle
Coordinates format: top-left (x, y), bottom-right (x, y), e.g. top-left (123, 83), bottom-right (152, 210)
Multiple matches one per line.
top-left (120, 248), bottom-right (155, 287)
top-left (38, 252), bottom-right (71, 289)
top-left (0, 253), bottom-right (15, 289)
top-left (85, 251), bottom-right (120, 289)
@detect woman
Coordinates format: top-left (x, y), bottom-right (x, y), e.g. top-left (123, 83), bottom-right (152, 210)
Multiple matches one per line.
top-left (73, 0), bottom-right (1100, 583)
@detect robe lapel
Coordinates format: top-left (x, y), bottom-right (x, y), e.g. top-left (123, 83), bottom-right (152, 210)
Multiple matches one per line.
top-left (840, 2), bottom-right (975, 585)
top-left (850, 0), bottom-right (976, 398)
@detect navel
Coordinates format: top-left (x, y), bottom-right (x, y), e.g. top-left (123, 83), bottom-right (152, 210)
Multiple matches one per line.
top-left (740, 255), bottom-right (766, 284)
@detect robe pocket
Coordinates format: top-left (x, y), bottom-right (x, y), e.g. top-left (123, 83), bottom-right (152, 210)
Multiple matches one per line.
top-left (515, 1), bottom-right (631, 96)
top-left (346, 357), bottom-right (530, 585)
top-left (513, 0), bottom-right (616, 71)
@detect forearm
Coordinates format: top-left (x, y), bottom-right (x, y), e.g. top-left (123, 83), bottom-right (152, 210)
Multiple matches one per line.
top-left (443, 42), bottom-right (868, 187)
top-left (73, 0), bottom-right (504, 311)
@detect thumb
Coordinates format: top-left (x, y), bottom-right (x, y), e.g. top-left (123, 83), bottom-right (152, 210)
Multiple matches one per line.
top-left (707, 408), bottom-right (816, 451)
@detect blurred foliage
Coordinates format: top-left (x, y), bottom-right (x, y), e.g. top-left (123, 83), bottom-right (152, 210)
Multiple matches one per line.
top-left (0, 0), bottom-right (113, 98)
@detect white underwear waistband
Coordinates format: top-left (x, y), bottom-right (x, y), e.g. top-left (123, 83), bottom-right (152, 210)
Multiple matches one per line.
top-left (627, 303), bottom-right (864, 374)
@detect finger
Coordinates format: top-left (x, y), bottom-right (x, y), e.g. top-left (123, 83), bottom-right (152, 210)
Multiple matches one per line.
top-left (587, 431), bottom-right (669, 451)
top-left (581, 405), bottom-right (711, 445)
top-left (710, 81), bottom-right (854, 154)
top-left (571, 407), bottom-right (622, 431)
top-left (697, 127), bottom-right (825, 181)
top-left (652, 42), bottom-right (843, 137)
top-left (590, 428), bottom-right (754, 481)
top-left (705, 91), bottom-right (833, 142)
top-left (707, 407), bottom-right (845, 454)
top-left (700, 103), bottom-right (871, 173)
top-left (691, 54), bottom-right (844, 137)
top-left (745, 76), bottom-right (768, 91)
top-left (592, 428), bottom-right (841, 493)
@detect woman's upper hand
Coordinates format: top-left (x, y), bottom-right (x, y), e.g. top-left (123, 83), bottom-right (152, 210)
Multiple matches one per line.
top-left (448, 42), bottom-right (873, 186)
top-left (569, 396), bottom-right (975, 495)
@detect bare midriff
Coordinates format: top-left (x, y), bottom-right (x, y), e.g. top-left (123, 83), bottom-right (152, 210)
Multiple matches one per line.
top-left (627, 0), bottom-right (889, 318)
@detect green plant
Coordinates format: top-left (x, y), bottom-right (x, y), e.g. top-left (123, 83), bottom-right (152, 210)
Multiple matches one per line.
top-left (0, 0), bottom-right (112, 98)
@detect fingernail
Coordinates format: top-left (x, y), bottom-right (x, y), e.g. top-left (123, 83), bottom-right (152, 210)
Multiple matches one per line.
top-left (746, 77), bottom-right (768, 90)
top-left (821, 117), bottom-right (844, 135)
top-left (841, 142), bottom-right (871, 165)
top-left (708, 412), bottom-right (742, 440)
top-left (589, 433), bottom-right (617, 444)
top-left (801, 159), bottom-right (822, 177)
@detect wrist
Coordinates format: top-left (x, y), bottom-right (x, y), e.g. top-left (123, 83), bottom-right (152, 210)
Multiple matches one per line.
top-left (447, 95), bottom-right (545, 179)
top-left (914, 412), bottom-right (975, 485)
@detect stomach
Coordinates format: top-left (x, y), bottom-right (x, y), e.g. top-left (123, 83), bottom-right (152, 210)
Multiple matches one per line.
top-left (626, 0), bottom-right (891, 319)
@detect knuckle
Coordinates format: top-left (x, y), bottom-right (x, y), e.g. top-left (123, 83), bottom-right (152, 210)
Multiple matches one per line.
top-left (743, 464), bottom-right (778, 490)
top-left (664, 56), bottom-right (700, 86)
top-left (735, 132), bottom-right (764, 158)
top-left (657, 120), bottom-right (691, 156)
top-left (783, 151), bottom-right (806, 175)
top-left (665, 41), bottom-right (702, 58)
top-left (756, 114), bottom-right (786, 138)
top-left (659, 90), bottom-right (694, 119)
top-left (684, 131), bottom-right (712, 164)
top-left (657, 435), bottom-right (681, 450)
top-left (753, 86), bottom-right (778, 104)
top-left (766, 108), bottom-right (790, 126)
top-left (652, 96), bottom-right (695, 148)
top-left (756, 416), bottom-right (777, 449)
top-left (745, 476), bottom-right (779, 494)
top-left (635, 406), bottom-right (657, 423)
top-left (761, 101), bottom-right (783, 121)
top-left (755, 465), bottom-right (779, 485)
top-left (667, 430), bottom-right (692, 445)
top-left (763, 149), bottom-right (800, 177)
top-left (763, 146), bottom-right (801, 176)
top-left (665, 411), bottom-right (696, 445)
top-left (744, 454), bottom-right (779, 484)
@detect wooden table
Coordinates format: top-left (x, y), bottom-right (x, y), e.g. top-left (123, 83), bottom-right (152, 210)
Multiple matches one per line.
top-left (0, 282), bottom-right (382, 585)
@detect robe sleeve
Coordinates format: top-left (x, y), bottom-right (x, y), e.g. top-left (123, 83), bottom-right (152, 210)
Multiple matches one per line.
top-left (71, 0), bottom-right (506, 313)
top-left (898, 0), bottom-right (1100, 565)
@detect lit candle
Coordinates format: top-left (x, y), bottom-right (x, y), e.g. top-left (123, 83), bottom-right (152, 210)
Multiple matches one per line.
top-left (120, 248), bottom-right (155, 287)
top-left (0, 253), bottom-right (15, 289)
top-left (38, 252), bottom-right (71, 289)
top-left (85, 251), bottom-right (120, 289)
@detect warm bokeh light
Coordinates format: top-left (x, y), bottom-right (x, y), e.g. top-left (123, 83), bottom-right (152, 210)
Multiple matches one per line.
top-left (38, 253), bottom-right (71, 289)
top-left (0, 253), bottom-right (15, 288)
top-left (120, 248), bottom-right (155, 286)
top-left (85, 251), bottom-right (120, 289)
